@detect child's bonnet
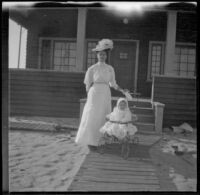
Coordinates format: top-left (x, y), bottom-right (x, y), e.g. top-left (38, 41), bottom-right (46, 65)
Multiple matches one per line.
top-left (107, 98), bottom-right (132, 122)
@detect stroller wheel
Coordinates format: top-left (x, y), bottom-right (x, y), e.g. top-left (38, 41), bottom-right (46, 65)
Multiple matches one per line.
top-left (98, 144), bottom-right (105, 154)
top-left (122, 142), bottom-right (130, 159)
top-left (133, 137), bottom-right (139, 144)
top-left (121, 143), bottom-right (125, 156)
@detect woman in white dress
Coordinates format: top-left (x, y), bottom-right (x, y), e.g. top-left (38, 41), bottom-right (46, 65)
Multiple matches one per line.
top-left (75, 39), bottom-right (123, 149)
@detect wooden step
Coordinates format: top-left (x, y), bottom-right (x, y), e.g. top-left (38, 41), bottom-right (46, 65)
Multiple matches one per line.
top-left (131, 107), bottom-right (154, 115)
top-left (128, 101), bottom-right (153, 108)
top-left (135, 122), bottom-right (155, 132)
top-left (137, 114), bottom-right (155, 123)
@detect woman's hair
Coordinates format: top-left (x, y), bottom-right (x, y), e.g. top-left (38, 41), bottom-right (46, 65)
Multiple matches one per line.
top-left (96, 49), bottom-right (110, 56)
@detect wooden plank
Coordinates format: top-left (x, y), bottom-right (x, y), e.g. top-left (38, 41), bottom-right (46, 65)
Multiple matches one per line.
top-left (153, 98), bottom-right (196, 105)
top-left (10, 106), bottom-right (79, 113)
top-left (10, 103), bottom-right (79, 110)
top-left (10, 70), bottom-right (85, 77)
top-left (163, 114), bottom-right (196, 121)
top-left (76, 171), bottom-right (158, 180)
top-left (70, 184), bottom-right (160, 191)
top-left (9, 78), bottom-right (84, 85)
top-left (154, 94), bottom-right (196, 101)
top-left (72, 181), bottom-right (160, 189)
top-left (10, 81), bottom-right (85, 88)
top-left (81, 164), bottom-right (155, 172)
top-left (86, 159), bottom-right (154, 168)
top-left (10, 108), bottom-right (79, 117)
top-left (84, 160), bottom-right (154, 169)
top-left (88, 152), bottom-right (152, 161)
top-left (77, 176), bottom-right (159, 184)
top-left (154, 76), bottom-right (196, 83)
top-left (154, 83), bottom-right (196, 90)
top-left (10, 111), bottom-right (79, 118)
top-left (164, 112), bottom-right (196, 118)
top-left (10, 97), bottom-right (81, 104)
top-left (86, 152), bottom-right (152, 164)
top-left (9, 70), bottom-right (85, 78)
top-left (161, 104), bottom-right (195, 110)
top-left (10, 88), bottom-right (84, 95)
top-left (10, 85), bottom-right (84, 91)
top-left (77, 170), bottom-right (156, 177)
top-left (153, 87), bottom-right (196, 95)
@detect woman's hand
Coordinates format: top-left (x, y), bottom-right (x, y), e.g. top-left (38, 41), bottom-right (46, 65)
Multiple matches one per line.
top-left (132, 115), bottom-right (138, 122)
top-left (115, 85), bottom-right (123, 92)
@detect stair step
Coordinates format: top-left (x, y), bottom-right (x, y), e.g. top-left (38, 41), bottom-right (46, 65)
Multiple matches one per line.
top-left (129, 101), bottom-right (152, 108)
top-left (137, 114), bottom-right (155, 123)
top-left (131, 107), bottom-right (154, 115)
top-left (135, 122), bottom-right (155, 132)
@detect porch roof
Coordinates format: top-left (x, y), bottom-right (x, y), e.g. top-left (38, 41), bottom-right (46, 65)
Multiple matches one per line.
top-left (9, 2), bottom-right (196, 27)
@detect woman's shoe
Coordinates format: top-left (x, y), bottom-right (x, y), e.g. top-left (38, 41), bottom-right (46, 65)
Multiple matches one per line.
top-left (88, 145), bottom-right (97, 151)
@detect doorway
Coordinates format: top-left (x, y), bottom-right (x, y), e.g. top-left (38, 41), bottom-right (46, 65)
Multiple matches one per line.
top-left (110, 41), bottom-right (137, 96)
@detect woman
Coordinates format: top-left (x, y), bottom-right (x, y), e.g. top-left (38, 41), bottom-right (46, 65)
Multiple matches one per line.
top-left (75, 39), bottom-right (123, 149)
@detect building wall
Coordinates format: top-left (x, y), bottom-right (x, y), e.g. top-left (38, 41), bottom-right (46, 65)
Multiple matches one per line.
top-left (86, 10), bottom-right (167, 97)
top-left (152, 76), bottom-right (196, 128)
top-left (9, 69), bottom-right (86, 117)
top-left (23, 9), bottom-right (197, 98)
top-left (176, 12), bottom-right (197, 42)
top-left (26, 9), bottom-right (78, 69)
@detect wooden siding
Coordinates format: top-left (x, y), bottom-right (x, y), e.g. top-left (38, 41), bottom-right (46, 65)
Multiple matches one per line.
top-left (11, 9), bottom-right (197, 98)
top-left (25, 9), bottom-right (78, 69)
top-left (152, 76), bottom-right (197, 127)
top-left (9, 69), bottom-right (86, 118)
top-left (86, 10), bottom-right (167, 40)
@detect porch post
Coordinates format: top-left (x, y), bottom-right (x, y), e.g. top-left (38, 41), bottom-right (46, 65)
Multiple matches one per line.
top-left (154, 102), bottom-right (165, 134)
top-left (76, 8), bottom-right (87, 71)
top-left (164, 11), bottom-right (177, 75)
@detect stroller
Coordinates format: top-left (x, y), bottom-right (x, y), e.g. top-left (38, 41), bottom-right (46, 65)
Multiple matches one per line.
top-left (97, 89), bottom-right (140, 159)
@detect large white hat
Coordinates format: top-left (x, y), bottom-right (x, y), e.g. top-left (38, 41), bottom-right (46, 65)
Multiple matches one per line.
top-left (92, 39), bottom-right (114, 52)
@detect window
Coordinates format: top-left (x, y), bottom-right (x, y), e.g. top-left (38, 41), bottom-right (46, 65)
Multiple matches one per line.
top-left (119, 52), bottom-right (128, 59)
top-left (148, 41), bottom-right (196, 80)
top-left (86, 41), bottom-right (97, 68)
top-left (174, 45), bottom-right (196, 77)
top-left (53, 41), bottom-right (76, 71)
top-left (39, 38), bottom-right (77, 72)
top-left (148, 42), bottom-right (165, 80)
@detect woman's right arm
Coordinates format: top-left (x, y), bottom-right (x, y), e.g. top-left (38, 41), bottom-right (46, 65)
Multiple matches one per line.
top-left (84, 67), bottom-right (93, 93)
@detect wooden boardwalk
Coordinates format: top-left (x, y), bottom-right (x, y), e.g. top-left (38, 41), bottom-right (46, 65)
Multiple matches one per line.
top-left (68, 147), bottom-right (161, 191)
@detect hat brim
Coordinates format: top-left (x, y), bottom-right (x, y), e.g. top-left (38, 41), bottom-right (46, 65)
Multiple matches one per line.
top-left (92, 46), bottom-right (112, 52)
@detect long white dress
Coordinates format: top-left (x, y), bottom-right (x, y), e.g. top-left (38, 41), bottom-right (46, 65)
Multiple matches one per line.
top-left (75, 62), bottom-right (118, 146)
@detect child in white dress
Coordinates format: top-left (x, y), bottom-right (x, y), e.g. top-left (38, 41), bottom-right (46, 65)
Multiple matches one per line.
top-left (99, 98), bottom-right (138, 141)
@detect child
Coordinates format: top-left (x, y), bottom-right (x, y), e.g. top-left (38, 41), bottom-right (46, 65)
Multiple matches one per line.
top-left (99, 98), bottom-right (138, 141)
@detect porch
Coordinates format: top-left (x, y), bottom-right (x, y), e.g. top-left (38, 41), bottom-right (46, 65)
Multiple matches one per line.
top-left (9, 68), bottom-right (196, 132)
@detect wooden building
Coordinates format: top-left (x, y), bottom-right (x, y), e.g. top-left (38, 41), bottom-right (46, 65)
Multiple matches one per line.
top-left (9, 3), bottom-right (197, 129)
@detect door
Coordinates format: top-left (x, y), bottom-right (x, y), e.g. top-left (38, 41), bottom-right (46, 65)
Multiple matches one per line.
top-left (110, 41), bottom-right (137, 96)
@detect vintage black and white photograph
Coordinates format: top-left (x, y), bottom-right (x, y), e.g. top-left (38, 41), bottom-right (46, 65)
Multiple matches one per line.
top-left (2, 1), bottom-right (197, 193)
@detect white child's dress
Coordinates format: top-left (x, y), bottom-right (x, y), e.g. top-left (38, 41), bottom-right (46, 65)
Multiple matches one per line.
top-left (75, 62), bottom-right (118, 146)
top-left (100, 104), bottom-right (138, 140)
